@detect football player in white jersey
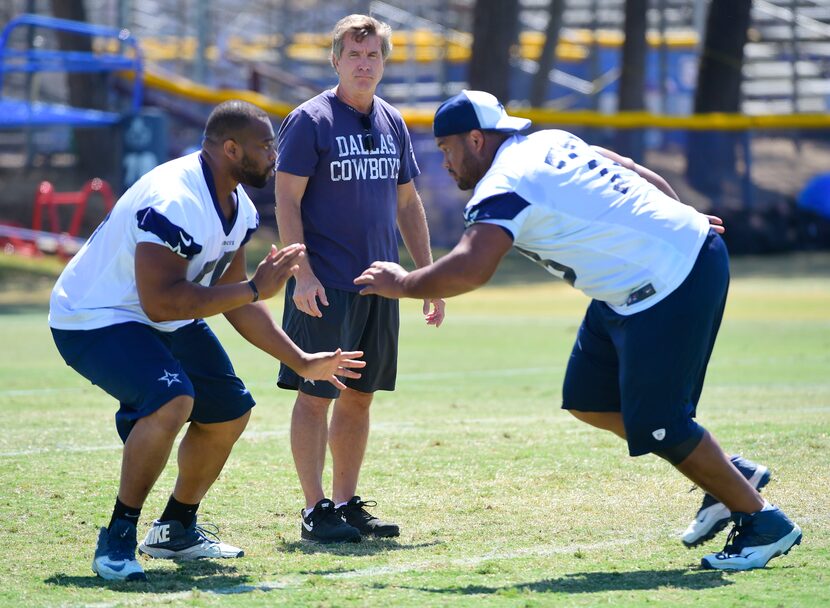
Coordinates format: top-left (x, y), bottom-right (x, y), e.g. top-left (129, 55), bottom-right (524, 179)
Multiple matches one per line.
top-left (50, 100), bottom-right (365, 582)
top-left (355, 90), bottom-right (801, 571)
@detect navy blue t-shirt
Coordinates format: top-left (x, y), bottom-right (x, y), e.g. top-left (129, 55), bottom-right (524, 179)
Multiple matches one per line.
top-left (277, 90), bottom-right (420, 291)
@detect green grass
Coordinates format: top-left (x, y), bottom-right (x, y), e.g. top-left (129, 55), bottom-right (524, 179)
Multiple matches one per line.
top-left (0, 254), bottom-right (828, 607)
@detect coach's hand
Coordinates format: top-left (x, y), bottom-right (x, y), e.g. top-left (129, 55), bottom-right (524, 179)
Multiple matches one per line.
top-left (299, 348), bottom-right (366, 390)
top-left (354, 261), bottom-right (408, 299)
top-left (423, 298), bottom-right (445, 327)
top-left (251, 243), bottom-right (305, 300)
top-left (292, 263), bottom-right (328, 317)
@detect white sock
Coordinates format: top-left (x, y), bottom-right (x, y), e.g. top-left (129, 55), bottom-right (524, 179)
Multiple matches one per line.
top-left (761, 499), bottom-right (775, 512)
top-left (335, 501), bottom-right (348, 509)
top-left (303, 506), bottom-right (315, 517)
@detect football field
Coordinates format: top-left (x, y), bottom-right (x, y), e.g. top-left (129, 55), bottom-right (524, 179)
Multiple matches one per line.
top-left (0, 256), bottom-right (828, 607)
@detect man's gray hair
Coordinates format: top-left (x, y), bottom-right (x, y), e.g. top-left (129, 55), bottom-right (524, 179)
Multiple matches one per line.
top-left (330, 14), bottom-right (392, 68)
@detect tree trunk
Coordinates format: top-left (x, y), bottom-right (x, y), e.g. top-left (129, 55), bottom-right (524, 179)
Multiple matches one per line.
top-left (469, 0), bottom-right (519, 102)
top-left (49, 0), bottom-right (115, 178)
top-left (686, 0), bottom-right (752, 201)
top-left (616, 0), bottom-right (648, 161)
top-left (529, 0), bottom-right (565, 107)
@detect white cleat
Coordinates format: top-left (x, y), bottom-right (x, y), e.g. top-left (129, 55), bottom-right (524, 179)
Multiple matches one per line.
top-left (138, 517), bottom-right (243, 560)
top-left (92, 521), bottom-right (147, 582)
top-left (701, 507), bottom-right (802, 571)
top-left (682, 456), bottom-right (770, 548)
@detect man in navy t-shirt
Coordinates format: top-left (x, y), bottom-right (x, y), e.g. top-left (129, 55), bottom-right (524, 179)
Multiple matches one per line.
top-left (275, 14), bottom-right (445, 543)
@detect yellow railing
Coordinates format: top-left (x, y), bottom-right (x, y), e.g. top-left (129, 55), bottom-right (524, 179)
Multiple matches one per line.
top-left (131, 66), bottom-right (830, 131)
top-left (102, 28), bottom-right (700, 65)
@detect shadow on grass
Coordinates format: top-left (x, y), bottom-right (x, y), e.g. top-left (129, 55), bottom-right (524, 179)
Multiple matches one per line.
top-left (388, 567), bottom-right (733, 596)
top-left (279, 538), bottom-right (443, 560)
top-left (45, 559), bottom-right (257, 594)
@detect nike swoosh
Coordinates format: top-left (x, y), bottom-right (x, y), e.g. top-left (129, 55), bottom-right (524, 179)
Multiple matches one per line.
top-left (179, 231), bottom-right (192, 247)
top-left (103, 561), bottom-right (126, 571)
top-left (302, 520), bottom-right (313, 532)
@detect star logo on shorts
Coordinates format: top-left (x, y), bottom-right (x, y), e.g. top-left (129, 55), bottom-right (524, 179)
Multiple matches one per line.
top-left (158, 370), bottom-right (182, 387)
top-left (302, 377), bottom-right (316, 386)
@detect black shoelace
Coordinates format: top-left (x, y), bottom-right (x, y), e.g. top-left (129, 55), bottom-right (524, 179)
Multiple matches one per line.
top-left (342, 498), bottom-right (378, 522)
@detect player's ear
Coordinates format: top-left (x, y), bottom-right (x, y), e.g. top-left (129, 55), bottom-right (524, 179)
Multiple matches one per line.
top-left (468, 129), bottom-right (486, 153)
top-left (222, 138), bottom-right (239, 160)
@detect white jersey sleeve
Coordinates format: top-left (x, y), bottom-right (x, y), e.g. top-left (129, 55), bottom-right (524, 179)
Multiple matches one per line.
top-left (464, 131), bottom-right (710, 314)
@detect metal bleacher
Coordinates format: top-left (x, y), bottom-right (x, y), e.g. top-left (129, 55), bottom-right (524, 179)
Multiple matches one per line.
top-left (0, 13), bottom-right (143, 128)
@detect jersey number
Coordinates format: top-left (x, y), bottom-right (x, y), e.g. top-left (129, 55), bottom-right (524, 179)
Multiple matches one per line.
top-left (514, 245), bottom-right (577, 286)
top-left (544, 138), bottom-right (629, 195)
top-left (193, 250), bottom-right (235, 285)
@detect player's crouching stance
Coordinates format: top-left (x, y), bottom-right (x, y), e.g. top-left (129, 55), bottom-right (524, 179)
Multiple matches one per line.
top-left (355, 90), bottom-right (802, 572)
top-left (49, 100), bottom-right (365, 582)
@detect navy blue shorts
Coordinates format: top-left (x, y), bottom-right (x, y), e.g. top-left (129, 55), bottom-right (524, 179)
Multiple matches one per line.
top-left (278, 278), bottom-right (399, 400)
top-left (562, 230), bottom-right (729, 457)
top-left (51, 320), bottom-right (255, 442)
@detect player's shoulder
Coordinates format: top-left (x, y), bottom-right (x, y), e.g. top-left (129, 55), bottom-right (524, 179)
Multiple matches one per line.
top-left (135, 154), bottom-right (206, 215)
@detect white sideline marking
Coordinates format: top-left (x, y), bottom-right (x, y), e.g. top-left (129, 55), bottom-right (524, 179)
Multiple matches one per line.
top-left (0, 367), bottom-right (556, 399)
top-left (80, 537), bottom-right (636, 607)
top-left (0, 416), bottom-right (563, 458)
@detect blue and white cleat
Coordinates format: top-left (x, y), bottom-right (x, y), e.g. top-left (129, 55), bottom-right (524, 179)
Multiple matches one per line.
top-left (138, 516), bottom-right (244, 560)
top-left (701, 506), bottom-right (802, 571)
top-left (92, 519), bottom-right (147, 581)
top-left (682, 455), bottom-right (771, 548)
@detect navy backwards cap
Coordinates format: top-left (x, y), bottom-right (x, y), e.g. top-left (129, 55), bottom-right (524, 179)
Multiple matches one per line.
top-left (433, 90), bottom-right (531, 137)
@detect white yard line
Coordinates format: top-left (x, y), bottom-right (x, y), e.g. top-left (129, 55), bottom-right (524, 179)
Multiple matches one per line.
top-left (0, 416), bottom-right (565, 458)
top-left (0, 367), bottom-right (557, 399)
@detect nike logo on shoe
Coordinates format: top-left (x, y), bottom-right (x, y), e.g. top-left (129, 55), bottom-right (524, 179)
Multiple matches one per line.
top-left (104, 561), bottom-right (126, 572)
top-left (302, 519), bottom-right (314, 532)
top-left (144, 523), bottom-right (171, 545)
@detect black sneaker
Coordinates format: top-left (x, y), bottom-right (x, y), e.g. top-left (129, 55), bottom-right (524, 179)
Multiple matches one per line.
top-left (338, 496), bottom-right (400, 538)
top-left (301, 498), bottom-right (361, 543)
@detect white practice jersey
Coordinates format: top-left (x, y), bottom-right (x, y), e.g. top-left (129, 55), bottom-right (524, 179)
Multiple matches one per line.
top-left (465, 130), bottom-right (710, 315)
top-left (49, 152), bottom-right (260, 331)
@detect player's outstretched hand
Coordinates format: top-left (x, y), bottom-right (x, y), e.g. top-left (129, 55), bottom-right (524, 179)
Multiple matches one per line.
top-left (354, 261), bottom-right (408, 298)
top-left (252, 243), bottom-right (305, 300)
top-left (299, 349), bottom-right (366, 390)
top-left (705, 214), bottom-right (725, 234)
top-left (423, 298), bottom-right (445, 327)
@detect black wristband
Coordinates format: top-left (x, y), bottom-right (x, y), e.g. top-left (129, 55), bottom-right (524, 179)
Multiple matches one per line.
top-left (247, 279), bottom-right (259, 303)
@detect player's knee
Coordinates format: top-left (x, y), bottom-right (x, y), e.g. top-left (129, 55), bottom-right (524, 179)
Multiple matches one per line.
top-left (568, 409), bottom-right (592, 424)
top-left (222, 409), bottom-right (252, 442)
top-left (153, 395), bottom-right (194, 433)
top-left (568, 409), bottom-right (618, 432)
top-left (652, 422), bottom-right (705, 465)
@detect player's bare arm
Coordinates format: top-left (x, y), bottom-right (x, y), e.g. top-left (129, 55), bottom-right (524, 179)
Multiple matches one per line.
top-left (396, 180), bottom-right (446, 326)
top-left (135, 241), bottom-right (304, 322)
top-left (275, 170), bottom-right (329, 317)
top-left (218, 245), bottom-right (365, 389)
top-left (592, 145), bottom-right (680, 201)
top-left (356, 223), bottom-right (511, 299)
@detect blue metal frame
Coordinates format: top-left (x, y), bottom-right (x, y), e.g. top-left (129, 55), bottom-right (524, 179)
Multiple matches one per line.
top-left (0, 13), bottom-right (144, 125)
